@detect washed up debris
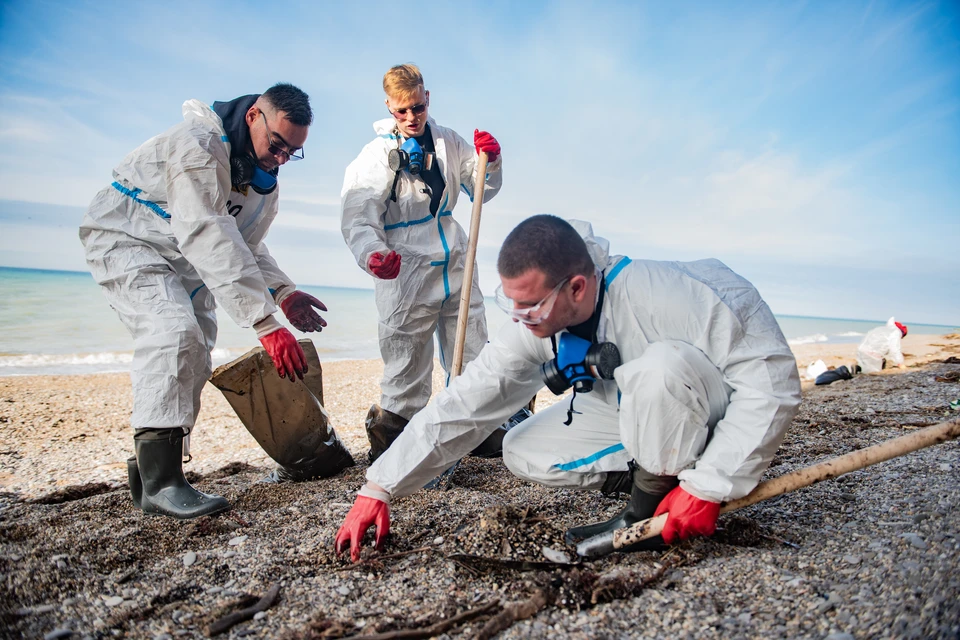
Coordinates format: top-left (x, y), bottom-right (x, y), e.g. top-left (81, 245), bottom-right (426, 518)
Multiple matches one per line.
top-left (306, 599), bottom-right (500, 640)
top-left (29, 482), bottom-right (116, 505)
top-left (450, 505), bottom-right (570, 562)
top-left (207, 583), bottom-right (280, 637)
top-left (476, 589), bottom-right (552, 640)
top-left (446, 553), bottom-right (579, 573)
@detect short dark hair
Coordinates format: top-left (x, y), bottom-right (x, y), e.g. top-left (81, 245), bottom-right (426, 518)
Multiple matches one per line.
top-left (262, 83), bottom-right (313, 126)
top-left (497, 215), bottom-right (595, 285)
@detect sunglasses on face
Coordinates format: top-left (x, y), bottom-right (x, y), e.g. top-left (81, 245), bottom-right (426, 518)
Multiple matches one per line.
top-left (260, 112), bottom-right (304, 161)
top-left (390, 102), bottom-right (427, 119)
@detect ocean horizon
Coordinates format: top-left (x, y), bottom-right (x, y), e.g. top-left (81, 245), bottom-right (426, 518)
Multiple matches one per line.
top-left (1, 266), bottom-right (957, 377)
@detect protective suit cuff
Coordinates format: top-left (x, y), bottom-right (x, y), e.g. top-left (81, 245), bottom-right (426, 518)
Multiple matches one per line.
top-left (358, 485), bottom-right (391, 505)
top-left (678, 479), bottom-right (723, 503)
top-left (253, 314), bottom-right (283, 339)
top-left (273, 285), bottom-right (295, 306)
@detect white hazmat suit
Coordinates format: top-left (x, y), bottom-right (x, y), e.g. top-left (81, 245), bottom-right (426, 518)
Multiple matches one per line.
top-left (367, 221), bottom-right (802, 503)
top-left (341, 117), bottom-right (502, 419)
top-left (857, 317), bottom-right (906, 373)
top-left (79, 99), bottom-right (294, 433)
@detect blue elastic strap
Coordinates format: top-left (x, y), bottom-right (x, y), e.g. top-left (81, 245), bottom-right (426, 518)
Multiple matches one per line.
top-left (111, 181), bottom-right (170, 219)
top-left (554, 443), bottom-right (626, 471)
top-left (189, 284), bottom-right (206, 299)
top-left (605, 257), bottom-right (632, 290)
top-left (384, 214), bottom-right (434, 231)
top-left (435, 199), bottom-right (452, 301)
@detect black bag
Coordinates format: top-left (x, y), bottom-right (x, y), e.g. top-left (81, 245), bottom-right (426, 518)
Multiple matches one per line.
top-left (815, 365), bottom-right (853, 386)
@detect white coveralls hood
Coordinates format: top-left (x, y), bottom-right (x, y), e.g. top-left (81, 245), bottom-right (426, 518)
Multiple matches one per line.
top-left (340, 117), bottom-right (503, 419)
top-left (367, 221), bottom-right (802, 503)
top-left (79, 99), bottom-right (294, 432)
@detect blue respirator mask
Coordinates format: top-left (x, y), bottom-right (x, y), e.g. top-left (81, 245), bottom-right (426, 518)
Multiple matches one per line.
top-left (230, 155), bottom-right (278, 195)
top-left (539, 271), bottom-right (619, 425)
top-left (541, 333), bottom-right (621, 395)
top-left (388, 137), bottom-right (434, 175)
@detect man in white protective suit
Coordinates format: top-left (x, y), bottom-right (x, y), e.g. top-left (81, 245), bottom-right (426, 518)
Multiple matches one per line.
top-left (340, 64), bottom-right (503, 462)
top-left (80, 84), bottom-right (328, 519)
top-left (856, 317), bottom-right (908, 374)
top-left (335, 215), bottom-right (802, 561)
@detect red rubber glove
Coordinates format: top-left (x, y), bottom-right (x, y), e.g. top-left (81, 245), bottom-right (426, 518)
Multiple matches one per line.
top-left (258, 328), bottom-right (307, 381)
top-left (368, 251), bottom-right (401, 280)
top-left (653, 485), bottom-right (721, 544)
top-left (335, 495), bottom-right (390, 562)
top-left (279, 290), bottom-right (328, 333)
top-left (474, 129), bottom-right (500, 163)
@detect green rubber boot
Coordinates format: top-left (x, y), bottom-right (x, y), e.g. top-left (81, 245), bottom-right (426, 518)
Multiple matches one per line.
top-left (133, 429), bottom-right (229, 519)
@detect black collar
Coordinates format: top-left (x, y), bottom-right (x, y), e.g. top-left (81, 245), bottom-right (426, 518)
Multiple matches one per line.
top-left (564, 271), bottom-right (606, 344)
top-left (212, 94), bottom-right (259, 157)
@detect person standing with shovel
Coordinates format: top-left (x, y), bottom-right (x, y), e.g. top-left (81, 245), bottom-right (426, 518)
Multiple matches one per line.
top-left (340, 64), bottom-right (503, 463)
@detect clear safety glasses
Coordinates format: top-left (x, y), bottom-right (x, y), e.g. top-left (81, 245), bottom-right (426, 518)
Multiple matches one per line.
top-left (494, 278), bottom-right (569, 326)
top-left (260, 112), bottom-right (304, 161)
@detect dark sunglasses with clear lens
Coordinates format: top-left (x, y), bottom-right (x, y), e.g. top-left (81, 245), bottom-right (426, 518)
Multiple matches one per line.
top-left (391, 103), bottom-right (427, 118)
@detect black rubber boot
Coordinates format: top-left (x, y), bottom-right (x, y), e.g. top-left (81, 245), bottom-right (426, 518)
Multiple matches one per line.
top-left (134, 429), bottom-right (230, 519)
top-left (564, 469), bottom-right (678, 551)
top-left (599, 468), bottom-right (634, 496)
top-left (127, 456), bottom-right (142, 509)
top-left (365, 405), bottom-right (410, 463)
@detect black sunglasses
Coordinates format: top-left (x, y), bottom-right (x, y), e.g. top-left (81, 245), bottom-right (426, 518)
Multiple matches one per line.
top-left (260, 112), bottom-right (304, 161)
top-left (390, 102), bottom-right (427, 118)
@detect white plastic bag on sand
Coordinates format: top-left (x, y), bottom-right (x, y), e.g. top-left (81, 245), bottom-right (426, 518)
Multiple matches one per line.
top-left (805, 359), bottom-right (828, 381)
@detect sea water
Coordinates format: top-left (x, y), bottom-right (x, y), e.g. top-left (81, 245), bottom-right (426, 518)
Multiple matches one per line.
top-left (1, 266), bottom-right (957, 377)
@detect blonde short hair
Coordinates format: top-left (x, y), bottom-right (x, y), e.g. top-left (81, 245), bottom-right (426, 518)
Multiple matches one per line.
top-left (383, 64), bottom-right (424, 99)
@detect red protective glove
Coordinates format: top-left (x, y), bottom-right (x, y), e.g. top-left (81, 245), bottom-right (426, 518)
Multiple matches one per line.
top-left (279, 290), bottom-right (328, 333)
top-left (474, 129), bottom-right (500, 163)
top-left (335, 495), bottom-right (390, 562)
top-left (258, 328), bottom-right (307, 381)
top-left (368, 251), bottom-right (401, 280)
top-left (653, 485), bottom-right (721, 544)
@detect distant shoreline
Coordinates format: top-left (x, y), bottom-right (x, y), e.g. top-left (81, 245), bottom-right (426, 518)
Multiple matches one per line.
top-left (2, 265), bottom-right (958, 329)
top-left (1, 332), bottom-right (959, 379)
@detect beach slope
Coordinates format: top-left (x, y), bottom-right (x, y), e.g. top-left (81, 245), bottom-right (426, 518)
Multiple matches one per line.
top-left (1, 335), bottom-right (958, 638)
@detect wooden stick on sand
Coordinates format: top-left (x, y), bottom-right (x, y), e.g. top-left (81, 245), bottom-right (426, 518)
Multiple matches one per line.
top-left (577, 418), bottom-right (960, 557)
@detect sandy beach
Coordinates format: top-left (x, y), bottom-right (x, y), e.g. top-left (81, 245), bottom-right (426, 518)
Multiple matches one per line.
top-left (1, 334), bottom-right (959, 638)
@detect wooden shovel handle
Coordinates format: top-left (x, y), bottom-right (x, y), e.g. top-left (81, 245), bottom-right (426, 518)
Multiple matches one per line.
top-left (451, 151), bottom-right (489, 378)
top-left (613, 418), bottom-right (960, 549)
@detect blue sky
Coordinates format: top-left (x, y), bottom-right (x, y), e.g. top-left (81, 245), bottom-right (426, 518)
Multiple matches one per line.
top-left (0, 0), bottom-right (957, 325)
